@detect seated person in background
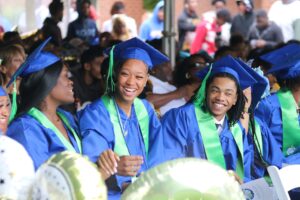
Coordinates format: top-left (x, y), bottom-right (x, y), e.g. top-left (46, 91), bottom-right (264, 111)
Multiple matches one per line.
top-left (66, 0), bottom-right (99, 45)
top-left (139, 1), bottom-right (164, 41)
top-left (145, 39), bottom-right (200, 116)
top-left (72, 46), bottom-right (105, 111)
top-left (173, 51), bottom-right (213, 90)
top-left (102, 1), bottom-right (137, 37)
top-left (111, 14), bottom-right (133, 41)
top-left (229, 34), bottom-right (250, 61)
top-left (41, 0), bottom-right (64, 48)
top-left (248, 9), bottom-right (284, 50)
top-left (213, 46), bottom-right (234, 61)
top-left (190, 9), bottom-right (231, 56)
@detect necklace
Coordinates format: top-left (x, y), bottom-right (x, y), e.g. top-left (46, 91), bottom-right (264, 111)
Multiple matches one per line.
top-left (113, 98), bottom-right (129, 137)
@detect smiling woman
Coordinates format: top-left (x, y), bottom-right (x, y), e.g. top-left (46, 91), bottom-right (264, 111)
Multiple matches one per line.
top-left (79, 37), bottom-right (169, 199)
top-left (0, 86), bottom-right (10, 134)
top-left (6, 38), bottom-right (82, 170)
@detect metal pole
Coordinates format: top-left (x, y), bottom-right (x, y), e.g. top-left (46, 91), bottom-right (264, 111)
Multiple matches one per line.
top-left (163, 0), bottom-right (176, 69)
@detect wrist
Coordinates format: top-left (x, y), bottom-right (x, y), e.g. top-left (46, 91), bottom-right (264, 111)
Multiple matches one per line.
top-left (243, 107), bottom-right (250, 114)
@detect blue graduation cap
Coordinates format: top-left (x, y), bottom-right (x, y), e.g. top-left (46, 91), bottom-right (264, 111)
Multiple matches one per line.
top-left (266, 58), bottom-right (300, 80)
top-left (104, 37), bottom-right (169, 94)
top-left (0, 86), bottom-right (7, 97)
top-left (235, 58), bottom-right (268, 109)
top-left (6, 37), bottom-right (60, 88)
top-left (195, 56), bottom-right (257, 105)
top-left (197, 56), bottom-right (257, 90)
top-left (260, 43), bottom-right (300, 66)
top-left (105, 37), bottom-right (169, 69)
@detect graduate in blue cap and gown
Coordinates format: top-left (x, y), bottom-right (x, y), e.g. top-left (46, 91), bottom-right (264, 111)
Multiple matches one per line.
top-left (79, 37), bottom-right (169, 199)
top-left (256, 43), bottom-right (300, 164)
top-left (6, 38), bottom-right (82, 170)
top-left (162, 55), bottom-right (255, 182)
top-left (233, 59), bottom-right (282, 179)
top-left (0, 86), bottom-right (11, 134)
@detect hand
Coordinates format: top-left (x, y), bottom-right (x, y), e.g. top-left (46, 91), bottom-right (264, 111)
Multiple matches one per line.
top-left (227, 170), bottom-right (243, 185)
top-left (255, 39), bottom-right (266, 48)
top-left (180, 83), bottom-right (199, 101)
top-left (243, 87), bottom-right (252, 112)
top-left (117, 155), bottom-right (144, 177)
top-left (97, 149), bottom-right (119, 179)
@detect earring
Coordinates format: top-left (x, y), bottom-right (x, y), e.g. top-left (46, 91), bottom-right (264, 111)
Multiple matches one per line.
top-left (185, 73), bottom-right (191, 79)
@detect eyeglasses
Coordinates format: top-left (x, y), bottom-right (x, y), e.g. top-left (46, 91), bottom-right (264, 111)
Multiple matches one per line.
top-left (190, 62), bottom-right (210, 69)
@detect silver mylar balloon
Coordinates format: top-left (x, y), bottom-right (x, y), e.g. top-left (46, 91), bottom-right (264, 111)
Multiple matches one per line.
top-left (31, 151), bottom-right (107, 200)
top-left (122, 158), bottom-right (245, 200)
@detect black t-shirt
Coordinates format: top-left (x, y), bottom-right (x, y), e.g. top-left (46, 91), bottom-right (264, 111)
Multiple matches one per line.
top-left (71, 68), bottom-right (104, 105)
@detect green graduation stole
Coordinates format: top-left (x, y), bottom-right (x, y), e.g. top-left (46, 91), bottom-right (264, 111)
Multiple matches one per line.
top-left (101, 95), bottom-right (149, 158)
top-left (194, 104), bottom-right (244, 179)
top-left (9, 81), bottom-right (17, 123)
top-left (277, 89), bottom-right (300, 156)
top-left (253, 119), bottom-right (263, 158)
top-left (27, 108), bottom-right (82, 154)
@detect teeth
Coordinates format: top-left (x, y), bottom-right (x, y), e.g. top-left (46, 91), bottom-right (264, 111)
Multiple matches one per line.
top-left (214, 103), bottom-right (224, 108)
top-left (125, 88), bottom-right (135, 92)
top-left (0, 119), bottom-right (7, 123)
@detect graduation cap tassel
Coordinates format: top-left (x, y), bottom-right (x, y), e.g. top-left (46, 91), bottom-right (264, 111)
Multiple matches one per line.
top-left (193, 64), bottom-right (212, 106)
top-left (106, 46), bottom-right (116, 95)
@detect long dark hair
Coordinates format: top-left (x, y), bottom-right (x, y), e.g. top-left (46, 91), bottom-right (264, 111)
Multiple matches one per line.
top-left (18, 60), bottom-right (64, 115)
top-left (249, 112), bottom-right (269, 178)
top-left (277, 75), bottom-right (300, 92)
top-left (204, 72), bottom-right (246, 127)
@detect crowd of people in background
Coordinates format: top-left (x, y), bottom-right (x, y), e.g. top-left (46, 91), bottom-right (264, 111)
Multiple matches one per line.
top-left (1, 0), bottom-right (300, 200)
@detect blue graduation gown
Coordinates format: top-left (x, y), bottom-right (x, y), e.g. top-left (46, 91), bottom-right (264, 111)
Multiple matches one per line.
top-left (6, 109), bottom-right (81, 170)
top-left (255, 93), bottom-right (300, 164)
top-left (79, 98), bottom-right (164, 199)
top-left (247, 117), bottom-right (283, 179)
top-left (161, 103), bottom-right (252, 182)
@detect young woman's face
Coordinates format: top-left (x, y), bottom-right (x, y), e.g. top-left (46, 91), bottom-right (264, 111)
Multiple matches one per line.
top-left (49, 66), bottom-right (74, 105)
top-left (0, 96), bottom-right (11, 134)
top-left (116, 59), bottom-right (148, 104)
top-left (206, 76), bottom-right (238, 120)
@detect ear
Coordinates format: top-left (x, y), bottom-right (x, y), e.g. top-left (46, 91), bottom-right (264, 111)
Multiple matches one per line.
top-left (83, 63), bottom-right (91, 71)
top-left (232, 94), bottom-right (238, 105)
top-left (0, 65), bottom-right (7, 74)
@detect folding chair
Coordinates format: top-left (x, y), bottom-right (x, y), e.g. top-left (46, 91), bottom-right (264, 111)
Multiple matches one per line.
top-left (267, 165), bottom-right (300, 200)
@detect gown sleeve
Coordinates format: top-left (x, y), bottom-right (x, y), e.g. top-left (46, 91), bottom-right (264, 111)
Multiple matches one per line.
top-left (79, 100), bottom-right (115, 163)
top-left (142, 99), bottom-right (165, 168)
top-left (161, 107), bottom-right (189, 160)
top-left (7, 117), bottom-right (51, 170)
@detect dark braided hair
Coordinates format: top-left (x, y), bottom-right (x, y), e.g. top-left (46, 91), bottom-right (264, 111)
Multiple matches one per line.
top-left (249, 111), bottom-right (270, 178)
top-left (205, 72), bottom-right (246, 127)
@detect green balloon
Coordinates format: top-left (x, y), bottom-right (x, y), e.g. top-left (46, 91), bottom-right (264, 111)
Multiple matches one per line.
top-left (122, 158), bottom-right (245, 200)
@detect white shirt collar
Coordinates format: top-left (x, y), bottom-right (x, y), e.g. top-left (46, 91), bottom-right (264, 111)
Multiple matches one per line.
top-left (213, 116), bottom-right (225, 127)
